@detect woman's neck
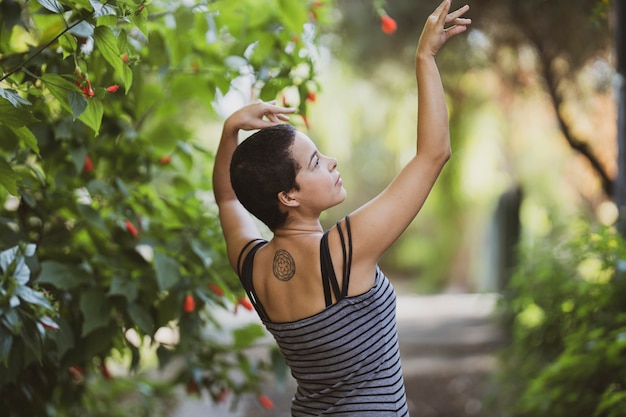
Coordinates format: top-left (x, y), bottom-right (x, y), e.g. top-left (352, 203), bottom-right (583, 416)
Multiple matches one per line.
top-left (273, 217), bottom-right (323, 237)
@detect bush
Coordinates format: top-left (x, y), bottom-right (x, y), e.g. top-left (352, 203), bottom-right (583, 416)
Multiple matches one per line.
top-left (492, 222), bottom-right (626, 416)
top-left (0, 0), bottom-right (330, 415)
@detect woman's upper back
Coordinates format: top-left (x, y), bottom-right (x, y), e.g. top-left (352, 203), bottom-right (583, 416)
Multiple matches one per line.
top-left (243, 218), bottom-right (376, 324)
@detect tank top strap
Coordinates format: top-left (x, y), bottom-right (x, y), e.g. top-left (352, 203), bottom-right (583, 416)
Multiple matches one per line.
top-left (237, 239), bottom-right (269, 321)
top-left (319, 216), bottom-right (353, 307)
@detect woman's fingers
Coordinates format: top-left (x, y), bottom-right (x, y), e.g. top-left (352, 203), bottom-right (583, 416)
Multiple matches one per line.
top-left (434, 0), bottom-right (451, 26)
top-left (433, 0), bottom-right (451, 18)
top-left (445, 4), bottom-right (469, 21)
top-left (442, 4), bottom-right (471, 41)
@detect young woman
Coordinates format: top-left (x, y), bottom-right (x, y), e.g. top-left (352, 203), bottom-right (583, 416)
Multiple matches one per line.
top-left (212, 1), bottom-right (471, 415)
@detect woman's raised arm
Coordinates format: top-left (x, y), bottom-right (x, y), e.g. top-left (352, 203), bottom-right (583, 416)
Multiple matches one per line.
top-left (348, 0), bottom-right (471, 265)
top-left (212, 101), bottom-right (294, 268)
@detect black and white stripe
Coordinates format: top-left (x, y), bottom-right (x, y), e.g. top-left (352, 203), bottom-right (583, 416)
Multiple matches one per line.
top-left (264, 268), bottom-right (409, 416)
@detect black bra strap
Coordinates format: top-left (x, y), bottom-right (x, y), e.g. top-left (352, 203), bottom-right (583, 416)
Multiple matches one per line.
top-left (320, 232), bottom-right (341, 307)
top-left (320, 216), bottom-right (353, 307)
top-left (238, 239), bottom-right (269, 321)
top-left (237, 238), bottom-right (265, 277)
top-left (339, 216), bottom-right (352, 297)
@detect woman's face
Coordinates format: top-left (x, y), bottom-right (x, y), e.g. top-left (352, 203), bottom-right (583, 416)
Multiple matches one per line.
top-left (288, 131), bottom-right (346, 213)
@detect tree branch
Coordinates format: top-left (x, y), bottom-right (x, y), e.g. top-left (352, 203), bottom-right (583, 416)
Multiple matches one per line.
top-left (0, 18), bottom-right (85, 83)
top-left (529, 32), bottom-right (614, 197)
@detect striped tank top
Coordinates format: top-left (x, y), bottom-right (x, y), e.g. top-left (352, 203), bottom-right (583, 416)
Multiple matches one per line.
top-left (238, 217), bottom-right (409, 416)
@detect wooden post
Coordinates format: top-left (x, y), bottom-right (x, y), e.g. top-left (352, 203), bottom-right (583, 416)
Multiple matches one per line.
top-left (616, 0), bottom-right (626, 236)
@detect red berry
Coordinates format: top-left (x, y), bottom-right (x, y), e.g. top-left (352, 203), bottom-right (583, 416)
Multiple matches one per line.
top-left (183, 294), bottom-right (196, 313)
top-left (106, 84), bottom-right (120, 93)
top-left (239, 297), bottom-right (254, 311)
top-left (83, 155), bottom-right (94, 173)
top-left (380, 14), bottom-right (397, 35)
top-left (209, 283), bottom-right (224, 297)
top-left (125, 220), bottom-right (139, 237)
top-left (258, 394), bottom-right (274, 410)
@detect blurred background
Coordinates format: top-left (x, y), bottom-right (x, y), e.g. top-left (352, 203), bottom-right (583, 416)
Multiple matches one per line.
top-left (207, 0), bottom-right (617, 294)
top-left (1, 0), bottom-right (624, 416)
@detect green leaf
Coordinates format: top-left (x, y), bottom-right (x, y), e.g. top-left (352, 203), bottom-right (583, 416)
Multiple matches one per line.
top-left (0, 88), bottom-right (31, 107)
top-left (58, 33), bottom-right (78, 58)
top-left (153, 253), bottom-right (180, 291)
top-left (91, 0), bottom-right (116, 18)
top-left (51, 317), bottom-right (74, 358)
top-left (15, 286), bottom-right (53, 310)
top-left (41, 73), bottom-right (81, 115)
top-left (0, 327), bottom-right (13, 365)
top-left (190, 239), bottom-right (213, 268)
top-left (80, 287), bottom-right (112, 336)
top-left (73, 0), bottom-right (94, 11)
top-left (0, 0), bottom-right (23, 34)
top-left (108, 274), bottom-right (138, 302)
top-left (93, 25), bottom-right (133, 92)
top-left (232, 323), bottom-right (265, 349)
top-left (10, 126), bottom-right (39, 154)
top-left (77, 204), bottom-right (107, 231)
top-left (69, 146), bottom-right (87, 173)
top-left (96, 14), bottom-right (117, 27)
top-left (0, 158), bottom-right (18, 196)
top-left (36, 261), bottom-right (91, 290)
top-left (68, 20), bottom-right (94, 38)
top-left (171, 175), bottom-right (194, 195)
top-left (79, 98), bottom-right (104, 134)
top-left (81, 324), bottom-right (117, 359)
top-left (130, 7), bottom-right (148, 37)
top-left (1, 310), bottom-right (20, 334)
top-left (127, 303), bottom-right (154, 335)
top-left (20, 319), bottom-right (43, 363)
top-left (277, 0), bottom-right (308, 34)
top-left (0, 98), bottom-right (39, 128)
top-left (68, 90), bottom-right (88, 119)
top-left (38, 0), bottom-right (63, 14)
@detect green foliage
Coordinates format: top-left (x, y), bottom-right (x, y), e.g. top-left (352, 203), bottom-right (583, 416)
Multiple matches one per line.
top-left (492, 223), bottom-right (626, 416)
top-left (0, 0), bottom-right (332, 415)
top-left (0, 243), bottom-right (58, 369)
top-left (77, 374), bottom-right (176, 417)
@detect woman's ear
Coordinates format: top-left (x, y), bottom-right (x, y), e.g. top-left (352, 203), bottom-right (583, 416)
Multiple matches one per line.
top-left (277, 190), bottom-right (299, 208)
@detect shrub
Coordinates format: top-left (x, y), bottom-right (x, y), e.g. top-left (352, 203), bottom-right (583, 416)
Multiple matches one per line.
top-left (492, 222), bottom-right (626, 416)
top-left (0, 0), bottom-right (329, 415)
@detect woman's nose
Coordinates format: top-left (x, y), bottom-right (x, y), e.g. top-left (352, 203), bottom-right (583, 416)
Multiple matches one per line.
top-left (328, 157), bottom-right (338, 170)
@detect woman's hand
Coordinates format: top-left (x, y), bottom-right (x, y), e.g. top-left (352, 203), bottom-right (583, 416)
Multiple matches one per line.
top-left (224, 100), bottom-right (295, 134)
top-left (417, 0), bottom-right (471, 58)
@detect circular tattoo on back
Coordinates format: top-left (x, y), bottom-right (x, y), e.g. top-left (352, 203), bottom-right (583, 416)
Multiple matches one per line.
top-left (273, 249), bottom-right (296, 281)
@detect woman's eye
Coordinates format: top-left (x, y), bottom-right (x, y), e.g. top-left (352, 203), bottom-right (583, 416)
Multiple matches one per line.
top-left (315, 157), bottom-right (320, 167)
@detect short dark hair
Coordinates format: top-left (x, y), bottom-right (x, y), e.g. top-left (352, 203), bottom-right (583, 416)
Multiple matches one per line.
top-left (230, 124), bottom-right (300, 231)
